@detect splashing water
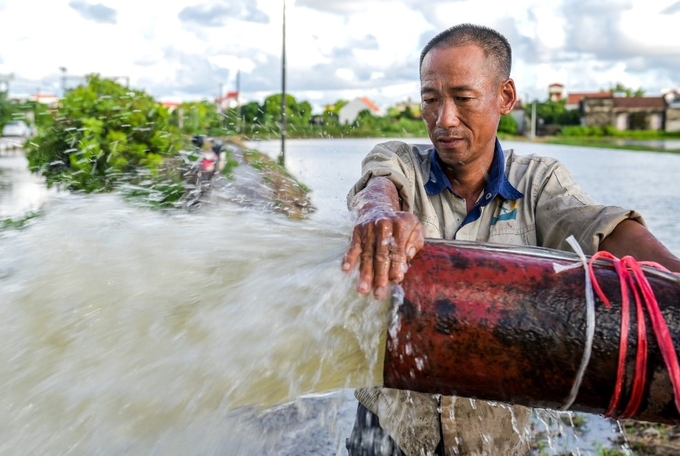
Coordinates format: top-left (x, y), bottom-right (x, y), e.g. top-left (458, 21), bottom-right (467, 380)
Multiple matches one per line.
top-left (5, 138), bottom-right (669, 454)
top-left (0, 193), bottom-right (389, 454)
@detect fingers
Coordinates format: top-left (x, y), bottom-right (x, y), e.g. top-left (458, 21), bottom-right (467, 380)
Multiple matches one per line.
top-left (342, 213), bottom-right (424, 300)
top-left (408, 222), bottom-right (425, 255)
top-left (341, 228), bottom-right (363, 272)
top-left (371, 220), bottom-right (393, 300)
top-left (388, 218), bottom-right (425, 284)
top-left (357, 221), bottom-right (376, 295)
top-left (387, 225), bottom-right (410, 284)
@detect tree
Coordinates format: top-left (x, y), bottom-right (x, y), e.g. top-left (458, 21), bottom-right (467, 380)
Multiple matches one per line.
top-left (19, 99), bottom-right (52, 130)
top-left (240, 101), bottom-right (263, 125)
top-left (0, 92), bottom-right (15, 127)
top-left (354, 109), bottom-right (379, 127)
top-left (324, 100), bottom-right (348, 116)
top-left (171, 100), bottom-right (223, 135)
top-left (262, 93), bottom-right (302, 126)
top-left (293, 100), bottom-right (313, 126)
top-left (535, 99), bottom-right (580, 126)
top-left (25, 74), bottom-right (185, 203)
top-left (603, 82), bottom-right (645, 97)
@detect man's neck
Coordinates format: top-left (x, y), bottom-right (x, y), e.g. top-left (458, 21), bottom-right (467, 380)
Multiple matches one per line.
top-left (444, 155), bottom-right (493, 211)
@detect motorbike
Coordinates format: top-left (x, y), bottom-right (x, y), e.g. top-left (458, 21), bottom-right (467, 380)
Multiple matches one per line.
top-left (183, 135), bottom-right (223, 210)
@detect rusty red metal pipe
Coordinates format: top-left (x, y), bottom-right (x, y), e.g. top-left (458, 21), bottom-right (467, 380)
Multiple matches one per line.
top-left (382, 240), bottom-right (680, 424)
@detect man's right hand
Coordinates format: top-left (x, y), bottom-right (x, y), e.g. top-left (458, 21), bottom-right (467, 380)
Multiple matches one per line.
top-left (341, 177), bottom-right (425, 300)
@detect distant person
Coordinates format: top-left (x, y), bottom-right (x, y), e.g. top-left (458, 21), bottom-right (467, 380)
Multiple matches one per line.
top-left (210, 138), bottom-right (226, 172)
top-left (341, 23), bottom-right (680, 456)
top-left (190, 135), bottom-right (222, 175)
top-left (191, 134), bottom-right (205, 149)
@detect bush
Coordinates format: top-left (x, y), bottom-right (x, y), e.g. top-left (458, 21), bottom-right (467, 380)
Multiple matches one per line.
top-left (559, 126), bottom-right (605, 137)
top-left (25, 75), bottom-right (187, 206)
top-left (498, 114), bottom-right (517, 135)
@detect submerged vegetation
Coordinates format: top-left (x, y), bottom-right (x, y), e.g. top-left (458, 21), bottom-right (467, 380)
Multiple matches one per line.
top-left (0, 211), bottom-right (42, 230)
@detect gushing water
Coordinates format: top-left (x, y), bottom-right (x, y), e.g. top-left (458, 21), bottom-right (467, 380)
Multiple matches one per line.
top-left (0, 193), bottom-right (388, 455)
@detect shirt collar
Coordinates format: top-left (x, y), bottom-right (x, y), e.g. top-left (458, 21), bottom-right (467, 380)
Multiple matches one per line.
top-left (424, 138), bottom-right (523, 203)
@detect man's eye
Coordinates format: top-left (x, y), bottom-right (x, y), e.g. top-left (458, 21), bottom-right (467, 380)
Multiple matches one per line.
top-left (422, 97), bottom-right (437, 104)
top-left (456, 97), bottom-right (472, 102)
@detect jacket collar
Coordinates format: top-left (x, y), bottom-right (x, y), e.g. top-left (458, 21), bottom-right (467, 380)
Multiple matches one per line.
top-left (424, 138), bottom-right (524, 204)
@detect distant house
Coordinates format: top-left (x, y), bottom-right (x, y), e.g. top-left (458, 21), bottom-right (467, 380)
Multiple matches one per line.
top-left (664, 89), bottom-right (680, 132)
top-left (339, 97), bottom-right (383, 124)
top-left (548, 83), bottom-right (564, 102)
top-left (664, 88), bottom-right (680, 106)
top-left (565, 91), bottom-right (612, 111)
top-left (9, 93), bottom-right (60, 108)
top-left (216, 91), bottom-right (240, 111)
top-left (30, 93), bottom-right (60, 107)
top-left (161, 100), bottom-right (180, 112)
top-left (582, 96), bottom-right (667, 131)
top-left (543, 83), bottom-right (680, 132)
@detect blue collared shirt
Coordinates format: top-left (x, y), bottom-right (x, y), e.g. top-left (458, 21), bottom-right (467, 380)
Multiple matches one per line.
top-left (424, 138), bottom-right (524, 234)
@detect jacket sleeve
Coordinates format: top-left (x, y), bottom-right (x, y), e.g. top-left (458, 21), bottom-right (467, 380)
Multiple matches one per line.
top-left (346, 141), bottom-right (420, 213)
top-left (534, 160), bottom-right (644, 254)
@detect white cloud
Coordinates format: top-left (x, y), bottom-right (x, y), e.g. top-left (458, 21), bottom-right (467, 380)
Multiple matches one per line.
top-left (335, 68), bottom-right (355, 81)
top-left (620, 4), bottom-right (680, 54)
top-left (0, 0), bottom-right (678, 111)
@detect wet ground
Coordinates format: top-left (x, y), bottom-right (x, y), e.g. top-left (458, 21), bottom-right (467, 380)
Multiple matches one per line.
top-left (259, 397), bottom-right (680, 455)
top-left (253, 391), bottom-right (635, 456)
top-left (246, 391), bottom-right (357, 455)
top-left (615, 421), bottom-right (680, 456)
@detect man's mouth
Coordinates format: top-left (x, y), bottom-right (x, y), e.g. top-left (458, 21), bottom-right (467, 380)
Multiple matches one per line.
top-left (436, 136), bottom-right (463, 146)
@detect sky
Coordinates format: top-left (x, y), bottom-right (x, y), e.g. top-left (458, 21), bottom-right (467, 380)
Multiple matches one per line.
top-left (1, 0), bottom-right (679, 113)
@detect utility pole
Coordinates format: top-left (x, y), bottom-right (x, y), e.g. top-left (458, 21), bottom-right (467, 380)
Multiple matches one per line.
top-left (279, 0), bottom-right (287, 166)
top-left (59, 67), bottom-right (67, 97)
top-left (530, 101), bottom-right (537, 140)
top-left (217, 81), bottom-right (224, 128)
top-left (58, 68), bottom-right (88, 96)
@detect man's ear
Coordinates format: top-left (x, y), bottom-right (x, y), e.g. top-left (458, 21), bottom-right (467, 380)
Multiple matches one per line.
top-left (499, 78), bottom-right (517, 115)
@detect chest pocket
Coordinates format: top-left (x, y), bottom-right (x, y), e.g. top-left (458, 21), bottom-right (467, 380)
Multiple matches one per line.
top-left (485, 199), bottom-right (536, 246)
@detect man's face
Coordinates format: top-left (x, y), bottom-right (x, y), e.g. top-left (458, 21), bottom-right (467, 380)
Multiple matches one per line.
top-left (420, 44), bottom-right (512, 168)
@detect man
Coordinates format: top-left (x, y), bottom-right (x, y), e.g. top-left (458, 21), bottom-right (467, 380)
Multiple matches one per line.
top-left (341, 23), bottom-right (680, 456)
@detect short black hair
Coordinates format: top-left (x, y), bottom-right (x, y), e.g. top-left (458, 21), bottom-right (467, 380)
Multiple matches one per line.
top-left (419, 23), bottom-right (512, 81)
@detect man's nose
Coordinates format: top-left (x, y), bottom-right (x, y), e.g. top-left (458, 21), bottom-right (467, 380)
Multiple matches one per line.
top-left (436, 99), bottom-right (460, 128)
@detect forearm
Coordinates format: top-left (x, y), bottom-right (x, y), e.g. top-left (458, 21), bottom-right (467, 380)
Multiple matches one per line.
top-left (350, 176), bottom-right (402, 219)
top-left (599, 219), bottom-right (680, 273)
